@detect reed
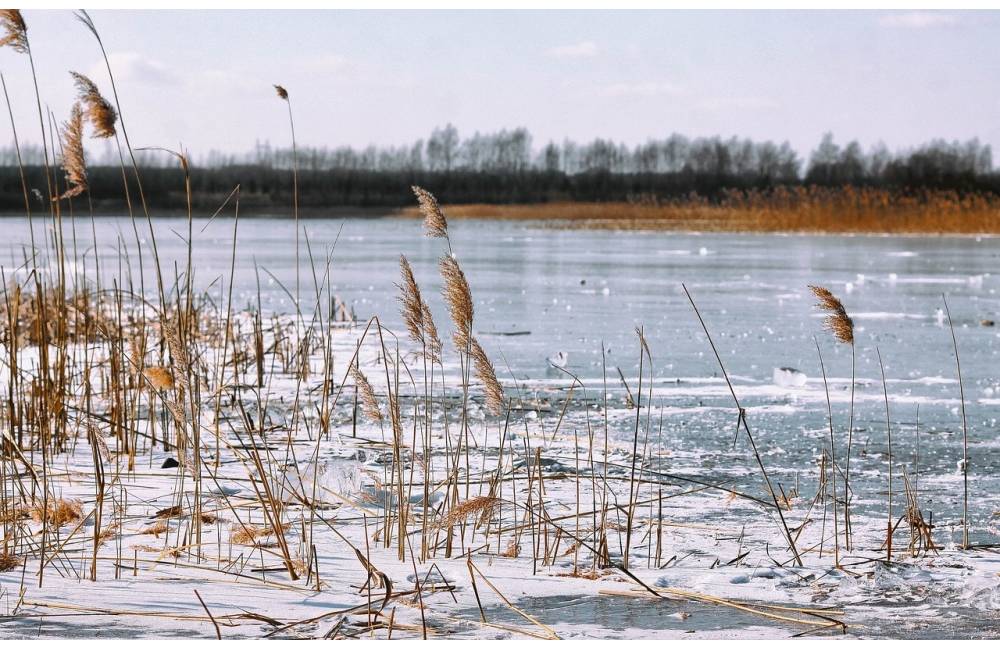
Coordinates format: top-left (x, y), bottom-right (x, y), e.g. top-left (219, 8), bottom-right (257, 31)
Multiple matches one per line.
top-left (808, 285), bottom-right (855, 550)
top-left (408, 186), bottom-right (1000, 234)
top-left (942, 294), bottom-right (969, 549)
top-left (0, 13), bottom-right (986, 640)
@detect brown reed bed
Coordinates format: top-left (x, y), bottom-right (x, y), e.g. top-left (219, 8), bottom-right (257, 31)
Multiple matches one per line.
top-left (400, 186), bottom-right (1000, 234)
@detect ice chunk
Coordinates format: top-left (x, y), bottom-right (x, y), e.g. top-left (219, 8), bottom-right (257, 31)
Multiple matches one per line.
top-left (547, 351), bottom-right (568, 368)
top-left (772, 367), bottom-right (807, 388)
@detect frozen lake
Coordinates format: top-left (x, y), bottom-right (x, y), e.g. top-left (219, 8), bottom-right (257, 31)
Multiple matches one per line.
top-left (3, 215), bottom-right (1000, 638)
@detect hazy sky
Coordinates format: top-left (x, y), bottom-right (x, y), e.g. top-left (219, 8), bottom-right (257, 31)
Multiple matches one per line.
top-left (2, 9), bottom-right (999, 160)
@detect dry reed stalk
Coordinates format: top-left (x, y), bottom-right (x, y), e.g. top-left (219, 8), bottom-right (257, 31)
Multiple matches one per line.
top-left (814, 338), bottom-right (839, 568)
top-left (877, 347), bottom-right (893, 563)
top-left (273, 83), bottom-right (300, 308)
top-left (809, 284), bottom-right (856, 550)
top-left (942, 294), bottom-right (969, 549)
top-left (76, 10), bottom-right (168, 317)
top-left (683, 284), bottom-right (803, 567)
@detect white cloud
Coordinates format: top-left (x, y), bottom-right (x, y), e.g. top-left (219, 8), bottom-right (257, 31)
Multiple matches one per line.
top-left (104, 52), bottom-right (177, 85)
top-left (546, 40), bottom-right (598, 59)
top-left (879, 12), bottom-right (959, 29)
top-left (600, 81), bottom-right (684, 98)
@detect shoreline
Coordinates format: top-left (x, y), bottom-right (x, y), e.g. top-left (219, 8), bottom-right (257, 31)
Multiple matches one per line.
top-left (5, 201), bottom-right (995, 237)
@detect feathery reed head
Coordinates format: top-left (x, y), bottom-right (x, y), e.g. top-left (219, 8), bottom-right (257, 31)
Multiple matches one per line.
top-left (412, 185), bottom-right (448, 238)
top-left (398, 255), bottom-right (424, 342)
top-left (439, 255), bottom-right (473, 349)
top-left (351, 366), bottom-right (382, 423)
top-left (470, 337), bottom-right (504, 416)
top-left (57, 103), bottom-right (87, 200)
top-left (274, 84), bottom-right (288, 100)
top-left (809, 285), bottom-right (854, 345)
top-left (421, 301), bottom-right (442, 363)
top-left (69, 71), bottom-right (117, 138)
top-left (0, 10), bottom-right (27, 53)
top-left (398, 255), bottom-right (442, 361)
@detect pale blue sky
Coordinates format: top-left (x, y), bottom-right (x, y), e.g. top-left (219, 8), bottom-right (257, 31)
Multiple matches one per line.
top-left (2, 9), bottom-right (999, 160)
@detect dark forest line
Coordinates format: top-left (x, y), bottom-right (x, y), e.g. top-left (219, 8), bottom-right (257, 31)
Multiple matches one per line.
top-left (1, 130), bottom-right (998, 214)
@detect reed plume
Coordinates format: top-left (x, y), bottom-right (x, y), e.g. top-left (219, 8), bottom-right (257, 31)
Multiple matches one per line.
top-left (421, 302), bottom-right (442, 362)
top-left (809, 285), bottom-right (854, 344)
top-left (439, 255), bottom-right (473, 349)
top-left (351, 366), bottom-right (382, 423)
top-left (470, 337), bottom-right (504, 415)
top-left (398, 255), bottom-right (442, 361)
top-left (273, 84), bottom-right (288, 100)
top-left (441, 495), bottom-right (500, 527)
top-left (0, 9), bottom-right (27, 53)
top-left (69, 71), bottom-right (117, 138)
top-left (413, 186), bottom-right (449, 239)
top-left (398, 255), bottom-right (425, 342)
top-left (57, 102), bottom-right (87, 199)
top-left (144, 366), bottom-right (174, 391)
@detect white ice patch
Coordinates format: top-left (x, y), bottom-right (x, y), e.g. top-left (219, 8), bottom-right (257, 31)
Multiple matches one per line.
top-left (772, 367), bottom-right (807, 388)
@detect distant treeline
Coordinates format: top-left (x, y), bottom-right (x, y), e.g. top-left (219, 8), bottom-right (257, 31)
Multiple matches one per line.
top-left (0, 128), bottom-right (996, 213)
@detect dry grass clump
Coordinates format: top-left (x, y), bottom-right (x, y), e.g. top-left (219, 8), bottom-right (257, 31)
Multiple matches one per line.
top-left (230, 522), bottom-right (289, 546)
top-left (31, 498), bottom-right (83, 528)
top-left (0, 503), bottom-right (29, 525)
top-left (405, 186), bottom-right (1000, 234)
top-left (140, 521), bottom-right (169, 537)
top-left (153, 504), bottom-right (183, 519)
top-left (144, 366), bottom-right (175, 390)
top-left (96, 523), bottom-right (118, 546)
top-left (0, 551), bottom-right (22, 572)
top-left (441, 496), bottom-right (500, 527)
